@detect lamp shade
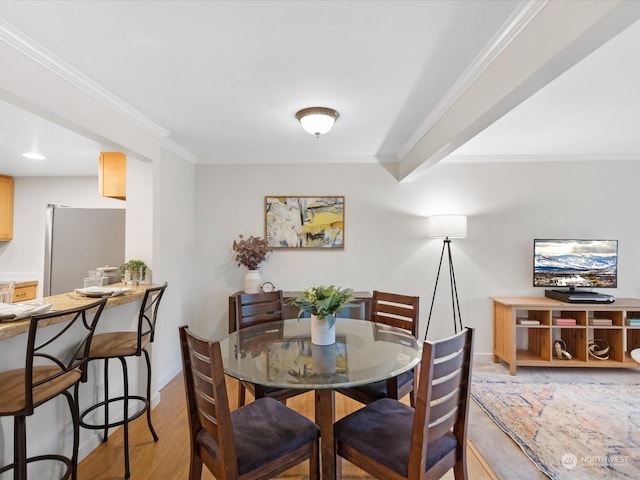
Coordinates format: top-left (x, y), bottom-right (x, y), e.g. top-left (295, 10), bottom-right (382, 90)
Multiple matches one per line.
top-left (296, 107), bottom-right (339, 137)
top-left (426, 214), bottom-right (467, 239)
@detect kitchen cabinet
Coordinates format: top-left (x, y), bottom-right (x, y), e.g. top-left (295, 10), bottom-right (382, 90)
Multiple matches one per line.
top-left (0, 174), bottom-right (14, 241)
top-left (99, 152), bottom-right (126, 200)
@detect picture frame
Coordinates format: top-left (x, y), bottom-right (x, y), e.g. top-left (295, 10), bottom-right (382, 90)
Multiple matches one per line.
top-left (265, 196), bottom-right (344, 249)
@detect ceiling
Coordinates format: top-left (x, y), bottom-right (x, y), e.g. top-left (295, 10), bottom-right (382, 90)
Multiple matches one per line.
top-left (451, 9), bottom-right (640, 162)
top-left (0, 1), bottom-right (639, 179)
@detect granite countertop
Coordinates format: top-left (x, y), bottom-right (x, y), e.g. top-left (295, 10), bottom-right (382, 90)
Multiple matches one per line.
top-left (0, 283), bottom-right (158, 341)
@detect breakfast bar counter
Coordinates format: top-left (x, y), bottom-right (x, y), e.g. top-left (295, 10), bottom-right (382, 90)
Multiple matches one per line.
top-left (0, 282), bottom-right (163, 477)
top-left (0, 283), bottom-right (159, 340)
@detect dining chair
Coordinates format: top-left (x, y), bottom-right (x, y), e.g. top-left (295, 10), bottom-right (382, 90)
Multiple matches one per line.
top-left (179, 325), bottom-right (320, 480)
top-left (234, 290), bottom-right (309, 406)
top-left (0, 297), bottom-right (107, 480)
top-left (77, 282), bottom-right (167, 479)
top-left (335, 290), bottom-right (420, 406)
top-left (334, 327), bottom-right (474, 480)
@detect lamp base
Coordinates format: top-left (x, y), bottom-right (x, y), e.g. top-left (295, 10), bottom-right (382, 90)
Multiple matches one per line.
top-left (424, 238), bottom-right (463, 340)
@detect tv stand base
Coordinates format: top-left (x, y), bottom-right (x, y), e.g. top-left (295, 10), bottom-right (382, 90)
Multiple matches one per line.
top-left (544, 289), bottom-right (615, 304)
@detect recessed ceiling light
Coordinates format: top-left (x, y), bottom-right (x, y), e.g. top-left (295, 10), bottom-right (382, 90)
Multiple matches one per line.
top-left (22, 152), bottom-right (47, 160)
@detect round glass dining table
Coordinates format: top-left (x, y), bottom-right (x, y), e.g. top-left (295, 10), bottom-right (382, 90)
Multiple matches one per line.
top-left (219, 317), bottom-right (422, 479)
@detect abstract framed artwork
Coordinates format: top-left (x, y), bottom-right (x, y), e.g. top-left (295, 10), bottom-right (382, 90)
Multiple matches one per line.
top-left (265, 196), bottom-right (344, 249)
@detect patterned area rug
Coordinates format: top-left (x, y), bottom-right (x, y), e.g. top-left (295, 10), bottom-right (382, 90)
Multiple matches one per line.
top-left (471, 364), bottom-right (640, 479)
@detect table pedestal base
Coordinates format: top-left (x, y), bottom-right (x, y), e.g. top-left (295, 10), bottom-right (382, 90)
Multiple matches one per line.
top-left (316, 389), bottom-right (340, 479)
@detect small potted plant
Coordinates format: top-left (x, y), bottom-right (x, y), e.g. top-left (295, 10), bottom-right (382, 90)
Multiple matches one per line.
top-left (232, 234), bottom-right (272, 293)
top-left (288, 285), bottom-right (355, 345)
top-left (120, 259), bottom-right (147, 286)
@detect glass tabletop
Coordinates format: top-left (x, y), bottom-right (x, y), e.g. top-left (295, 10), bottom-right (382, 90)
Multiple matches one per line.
top-left (219, 317), bottom-right (422, 389)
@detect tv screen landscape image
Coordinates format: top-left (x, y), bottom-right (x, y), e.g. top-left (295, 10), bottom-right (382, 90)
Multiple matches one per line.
top-left (533, 239), bottom-right (618, 289)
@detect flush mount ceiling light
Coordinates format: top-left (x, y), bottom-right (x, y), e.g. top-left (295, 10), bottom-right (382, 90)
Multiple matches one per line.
top-left (22, 152), bottom-right (46, 160)
top-left (295, 107), bottom-right (339, 138)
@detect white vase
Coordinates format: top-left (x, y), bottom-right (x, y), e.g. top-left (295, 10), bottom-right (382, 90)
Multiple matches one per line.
top-left (244, 270), bottom-right (262, 293)
top-left (311, 314), bottom-right (336, 345)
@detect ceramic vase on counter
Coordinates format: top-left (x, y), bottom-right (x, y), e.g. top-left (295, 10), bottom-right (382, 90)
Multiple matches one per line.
top-left (244, 270), bottom-right (262, 294)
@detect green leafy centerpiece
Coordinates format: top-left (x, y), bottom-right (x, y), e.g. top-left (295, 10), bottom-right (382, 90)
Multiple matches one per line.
top-left (288, 285), bottom-right (355, 345)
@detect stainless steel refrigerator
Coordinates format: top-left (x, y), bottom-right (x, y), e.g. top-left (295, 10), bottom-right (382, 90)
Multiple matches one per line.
top-left (43, 204), bottom-right (126, 296)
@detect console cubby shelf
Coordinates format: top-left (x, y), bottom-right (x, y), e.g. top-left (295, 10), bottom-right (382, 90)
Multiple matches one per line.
top-left (492, 297), bottom-right (640, 375)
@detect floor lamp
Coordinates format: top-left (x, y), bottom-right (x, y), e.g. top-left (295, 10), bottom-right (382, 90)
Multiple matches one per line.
top-left (424, 214), bottom-right (467, 341)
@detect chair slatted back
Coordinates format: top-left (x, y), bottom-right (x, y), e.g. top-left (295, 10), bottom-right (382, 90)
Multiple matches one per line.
top-left (137, 282), bottom-right (167, 349)
top-left (179, 326), bottom-right (237, 479)
top-left (234, 291), bottom-right (305, 406)
top-left (372, 322), bottom-right (417, 346)
top-left (235, 291), bottom-right (284, 330)
top-left (26, 298), bottom-right (107, 412)
top-left (371, 290), bottom-right (419, 336)
top-left (410, 328), bottom-right (474, 473)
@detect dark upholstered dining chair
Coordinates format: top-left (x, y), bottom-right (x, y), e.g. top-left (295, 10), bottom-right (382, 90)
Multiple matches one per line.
top-left (335, 290), bottom-right (420, 406)
top-left (334, 327), bottom-right (474, 480)
top-left (179, 325), bottom-right (320, 480)
top-left (0, 297), bottom-right (107, 480)
top-left (234, 290), bottom-right (309, 407)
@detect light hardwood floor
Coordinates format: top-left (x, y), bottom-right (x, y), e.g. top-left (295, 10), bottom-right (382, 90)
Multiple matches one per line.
top-left (78, 373), bottom-right (497, 479)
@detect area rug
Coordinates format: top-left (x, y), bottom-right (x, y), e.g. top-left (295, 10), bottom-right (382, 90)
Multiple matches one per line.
top-left (471, 364), bottom-right (640, 479)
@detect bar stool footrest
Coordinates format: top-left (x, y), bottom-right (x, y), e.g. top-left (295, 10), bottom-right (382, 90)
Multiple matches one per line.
top-left (79, 395), bottom-right (150, 430)
top-left (0, 454), bottom-right (73, 479)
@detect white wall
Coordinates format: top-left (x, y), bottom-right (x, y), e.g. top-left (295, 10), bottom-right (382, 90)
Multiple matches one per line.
top-left (149, 148), bottom-right (196, 388)
top-left (192, 160), bottom-right (640, 357)
top-left (124, 156), bottom-right (154, 278)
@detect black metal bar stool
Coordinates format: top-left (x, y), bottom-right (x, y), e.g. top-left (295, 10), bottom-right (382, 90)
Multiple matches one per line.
top-left (0, 298), bottom-right (107, 480)
top-left (77, 282), bottom-right (167, 479)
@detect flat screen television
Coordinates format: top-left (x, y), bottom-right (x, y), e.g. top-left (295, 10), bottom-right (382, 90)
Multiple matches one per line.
top-left (533, 239), bottom-right (618, 291)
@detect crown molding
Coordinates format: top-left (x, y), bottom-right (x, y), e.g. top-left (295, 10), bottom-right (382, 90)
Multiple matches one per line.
top-left (398, 0), bottom-right (548, 160)
top-left (0, 17), bottom-right (199, 159)
top-left (162, 137), bottom-right (198, 162)
top-left (194, 154), bottom-right (394, 165)
top-left (444, 154), bottom-right (640, 164)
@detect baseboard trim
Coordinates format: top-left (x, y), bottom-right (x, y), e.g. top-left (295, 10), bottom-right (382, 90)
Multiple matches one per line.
top-left (473, 352), bottom-right (496, 364)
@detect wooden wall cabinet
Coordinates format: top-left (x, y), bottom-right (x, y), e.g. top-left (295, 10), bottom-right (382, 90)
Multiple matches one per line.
top-left (99, 152), bottom-right (126, 200)
top-left (0, 174), bottom-right (14, 241)
top-left (493, 296), bottom-right (640, 375)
